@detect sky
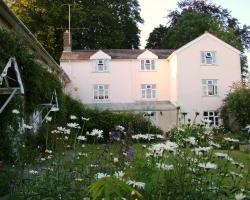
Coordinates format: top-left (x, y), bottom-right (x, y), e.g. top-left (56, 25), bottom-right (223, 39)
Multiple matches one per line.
top-left (138, 0), bottom-right (250, 63)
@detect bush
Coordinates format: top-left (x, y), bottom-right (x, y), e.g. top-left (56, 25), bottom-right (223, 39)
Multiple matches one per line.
top-left (220, 83), bottom-right (250, 131)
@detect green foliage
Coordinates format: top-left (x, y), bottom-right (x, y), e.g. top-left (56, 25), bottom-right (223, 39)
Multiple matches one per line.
top-left (0, 168), bottom-right (16, 196)
top-left (86, 177), bottom-right (142, 199)
top-left (53, 93), bottom-right (163, 142)
top-left (6, 0), bottom-right (143, 62)
top-left (220, 86), bottom-right (250, 131)
top-left (145, 25), bottom-right (169, 49)
top-left (0, 29), bottom-right (62, 114)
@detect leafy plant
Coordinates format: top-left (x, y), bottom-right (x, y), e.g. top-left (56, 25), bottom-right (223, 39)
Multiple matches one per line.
top-left (220, 83), bottom-right (250, 131)
top-left (86, 177), bottom-right (142, 200)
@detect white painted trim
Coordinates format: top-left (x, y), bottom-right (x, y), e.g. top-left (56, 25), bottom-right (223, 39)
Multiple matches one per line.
top-left (90, 50), bottom-right (111, 60)
top-left (175, 32), bottom-right (241, 55)
top-left (137, 49), bottom-right (158, 59)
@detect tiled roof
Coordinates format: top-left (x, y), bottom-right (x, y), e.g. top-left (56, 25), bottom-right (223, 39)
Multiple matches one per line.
top-left (61, 49), bottom-right (175, 60)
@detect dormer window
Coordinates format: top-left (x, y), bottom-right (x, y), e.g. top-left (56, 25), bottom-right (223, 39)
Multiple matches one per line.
top-left (93, 59), bottom-right (108, 72)
top-left (201, 51), bottom-right (216, 65)
top-left (140, 59), bottom-right (155, 71)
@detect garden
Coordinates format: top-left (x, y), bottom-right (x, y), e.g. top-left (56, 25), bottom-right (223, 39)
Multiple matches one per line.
top-left (1, 108), bottom-right (250, 200)
top-left (1, 29), bottom-right (250, 200)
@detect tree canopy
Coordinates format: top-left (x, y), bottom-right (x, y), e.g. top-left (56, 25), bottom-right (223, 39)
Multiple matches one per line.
top-left (146, 0), bottom-right (249, 51)
top-left (6, 0), bottom-right (143, 62)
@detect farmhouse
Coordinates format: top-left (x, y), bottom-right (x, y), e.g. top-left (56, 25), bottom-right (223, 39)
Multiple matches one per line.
top-left (61, 31), bottom-right (241, 131)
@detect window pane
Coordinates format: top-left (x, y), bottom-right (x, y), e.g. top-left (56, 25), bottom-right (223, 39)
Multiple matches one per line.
top-left (203, 112), bottom-right (208, 116)
top-left (209, 112), bottom-right (214, 116)
top-left (146, 89), bottom-right (151, 98)
top-left (142, 90), bottom-right (145, 98)
top-left (141, 60), bottom-right (144, 70)
top-left (152, 90), bottom-right (156, 98)
top-left (151, 60), bottom-right (155, 70)
top-left (201, 52), bottom-right (205, 64)
top-left (208, 85), bottom-right (214, 95)
top-left (145, 64), bottom-right (150, 70)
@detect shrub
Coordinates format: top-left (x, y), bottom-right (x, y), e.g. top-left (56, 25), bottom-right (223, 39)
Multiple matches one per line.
top-left (220, 83), bottom-right (250, 131)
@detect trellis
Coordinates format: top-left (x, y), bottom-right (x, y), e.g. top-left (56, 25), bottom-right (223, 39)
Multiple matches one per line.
top-left (0, 57), bottom-right (60, 132)
top-left (0, 57), bottom-right (24, 114)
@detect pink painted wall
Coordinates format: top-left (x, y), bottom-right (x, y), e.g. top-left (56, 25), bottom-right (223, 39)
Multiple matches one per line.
top-left (61, 59), bottom-right (171, 104)
top-left (175, 35), bottom-right (241, 120)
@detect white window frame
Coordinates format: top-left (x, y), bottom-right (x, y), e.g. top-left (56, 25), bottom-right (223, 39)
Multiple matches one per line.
top-left (201, 51), bottom-right (216, 65)
top-left (93, 59), bottom-right (108, 72)
top-left (141, 84), bottom-right (156, 99)
top-left (203, 111), bottom-right (219, 126)
top-left (202, 79), bottom-right (218, 96)
top-left (140, 59), bottom-right (155, 71)
top-left (93, 84), bottom-right (109, 100)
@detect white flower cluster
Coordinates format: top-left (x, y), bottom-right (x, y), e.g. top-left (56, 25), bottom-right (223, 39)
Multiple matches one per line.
top-left (81, 117), bottom-right (90, 121)
top-left (45, 149), bottom-right (53, 154)
top-left (209, 141), bottom-right (221, 148)
top-left (115, 125), bottom-right (125, 132)
top-left (70, 115), bottom-right (77, 120)
top-left (114, 171), bottom-right (125, 178)
top-left (51, 127), bottom-right (70, 134)
top-left (95, 172), bottom-right (110, 179)
top-left (77, 135), bottom-right (87, 141)
top-left (230, 172), bottom-right (243, 178)
top-left (198, 162), bottom-right (217, 169)
top-left (78, 152), bottom-right (88, 157)
top-left (126, 179), bottom-right (145, 189)
top-left (45, 116), bottom-right (52, 122)
top-left (29, 169), bottom-right (38, 175)
top-left (147, 141), bottom-right (178, 157)
top-left (67, 122), bottom-right (80, 129)
top-left (132, 134), bottom-right (164, 141)
top-left (156, 163), bottom-right (174, 170)
top-left (23, 123), bottom-right (33, 130)
top-left (224, 137), bottom-right (240, 143)
top-left (87, 129), bottom-right (103, 139)
top-left (193, 146), bottom-right (213, 155)
top-left (183, 136), bottom-right (197, 145)
top-left (12, 109), bottom-right (20, 114)
top-left (235, 193), bottom-right (246, 200)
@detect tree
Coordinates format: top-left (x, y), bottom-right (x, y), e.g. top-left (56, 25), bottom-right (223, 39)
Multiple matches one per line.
top-left (6, 0), bottom-right (143, 62)
top-left (146, 25), bottom-right (169, 49)
top-left (220, 83), bottom-right (250, 131)
top-left (146, 0), bottom-right (249, 81)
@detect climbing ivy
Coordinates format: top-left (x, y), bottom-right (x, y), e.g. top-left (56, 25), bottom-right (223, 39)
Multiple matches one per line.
top-left (0, 29), bottom-right (62, 113)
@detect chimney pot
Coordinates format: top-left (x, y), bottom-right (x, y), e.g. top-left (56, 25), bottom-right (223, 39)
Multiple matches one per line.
top-left (63, 31), bottom-right (72, 52)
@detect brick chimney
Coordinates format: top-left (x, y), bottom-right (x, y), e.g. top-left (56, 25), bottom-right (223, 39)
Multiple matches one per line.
top-left (63, 30), bottom-right (72, 52)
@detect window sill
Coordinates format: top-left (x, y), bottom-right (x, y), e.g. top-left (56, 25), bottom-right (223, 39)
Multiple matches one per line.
top-left (139, 70), bottom-right (157, 72)
top-left (92, 99), bottom-right (111, 103)
top-left (92, 71), bottom-right (109, 73)
top-left (200, 64), bottom-right (218, 66)
top-left (202, 95), bottom-right (220, 97)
